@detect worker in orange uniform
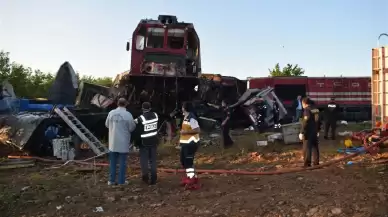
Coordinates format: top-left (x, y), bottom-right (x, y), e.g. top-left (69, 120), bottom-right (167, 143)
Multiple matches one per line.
top-left (179, 102), bottom-right (201, 190)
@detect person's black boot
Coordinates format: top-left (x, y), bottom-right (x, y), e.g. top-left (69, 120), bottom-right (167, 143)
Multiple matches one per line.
top-left (150, 174), bottom-right (157, 185)
top-left (142, 175), bottom-right (149, 184)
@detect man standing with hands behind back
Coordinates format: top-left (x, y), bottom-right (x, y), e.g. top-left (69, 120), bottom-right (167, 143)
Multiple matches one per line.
top-left (324, 97), bottom-right (339, 140)
top-left (299, 97), bottom-right (320, 167)
top-left (105, 98), bottom-right (136, 186)
top-left (135, 102), bottom-right (159, 185)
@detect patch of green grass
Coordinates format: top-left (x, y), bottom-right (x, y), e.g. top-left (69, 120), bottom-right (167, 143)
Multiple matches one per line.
top-left (28, 172), bottom-right (44, 181)
top-left (343, 122), bottom-right (372, 132)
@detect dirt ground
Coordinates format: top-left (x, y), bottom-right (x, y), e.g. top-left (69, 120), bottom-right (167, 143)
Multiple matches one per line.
top-left (1, 123), bottom-right (388, 217)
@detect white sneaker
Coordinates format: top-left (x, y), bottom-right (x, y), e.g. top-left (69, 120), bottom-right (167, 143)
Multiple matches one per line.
top-left (118, 181), bottom-right (129, 185)
top-left (108, 181), bottom-right (116, 186)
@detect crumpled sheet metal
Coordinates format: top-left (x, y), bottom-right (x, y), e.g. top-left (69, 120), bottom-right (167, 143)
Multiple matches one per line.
top-left (0, 113), bottom-right (48, 149)
top-left (48, 62), bottom-right (79, 105)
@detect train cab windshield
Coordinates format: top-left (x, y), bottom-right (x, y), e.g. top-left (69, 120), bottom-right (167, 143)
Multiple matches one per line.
top-left (167, 28), bottom-right (185, 49)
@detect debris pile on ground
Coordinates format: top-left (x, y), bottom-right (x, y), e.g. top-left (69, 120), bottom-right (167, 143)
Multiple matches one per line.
top-left (0, 134), bottom-right (387, 216)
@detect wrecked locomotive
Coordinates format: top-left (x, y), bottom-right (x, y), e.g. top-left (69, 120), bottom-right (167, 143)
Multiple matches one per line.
top-left (0, 15), bottom-right (288, 158)
top-left (106, 15), bottom-right (287, 132)
top-left (115, 15), bottom-right (201, 118)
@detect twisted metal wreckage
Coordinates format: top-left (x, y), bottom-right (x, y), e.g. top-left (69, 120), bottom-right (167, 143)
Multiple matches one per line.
top-left (1, 15), bottom-right (386, 179)
top-left (0, 62), bottom-right (287, 159)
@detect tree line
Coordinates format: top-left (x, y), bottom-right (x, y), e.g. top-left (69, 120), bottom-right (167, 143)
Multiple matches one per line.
top-left (0, 51), bottom-right (113, 98)
top-left (268, 63), bottom-right (305, 77)
top-left (0, 50), bottom-right (305, 98)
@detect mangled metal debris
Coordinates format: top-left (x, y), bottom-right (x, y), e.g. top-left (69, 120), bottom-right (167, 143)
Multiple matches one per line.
top-left (0, 57), bottom-right (291, 159)
top-left (0, 62), bottom-right (108, 158)
top-left (48, 62), bottom-right (79, 105)
top-left (0, 159), bottom-right (35, 170)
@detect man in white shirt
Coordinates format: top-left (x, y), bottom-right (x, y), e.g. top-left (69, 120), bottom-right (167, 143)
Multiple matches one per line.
top-left (105, 98), bottom-right (136, 185)
top-left (293, 95), bottom-right (303, 122)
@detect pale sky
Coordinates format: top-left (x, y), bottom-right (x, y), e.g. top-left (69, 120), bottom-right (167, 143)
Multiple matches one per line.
top-left (0, 0), bottom-right (387, 79)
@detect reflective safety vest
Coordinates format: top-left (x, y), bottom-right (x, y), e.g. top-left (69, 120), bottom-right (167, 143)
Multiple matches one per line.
top-left (138, 112), bottom-right (159, 146)
top-left (325, 102), bottom-right (338, 121)
top-left (179, 113), bottom-right (200, 144)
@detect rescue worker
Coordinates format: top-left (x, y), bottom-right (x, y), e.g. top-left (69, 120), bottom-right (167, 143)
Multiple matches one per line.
top-left (324, 97), bottom-right (339, 140)
top-left (135, 102), bottom-right (159, 185)
top-left (310, 99), bottom-right (322, 165)
top-left (179, 102), bottom-right (201, 190)
top-left (272, 99), bottom-right (281, 129)
top-left (221, 100), bottom-right (234, 149)
top-left (256, 96), bottom-right (267, 133)
top-left (299, 98), bottom-right (320, 167)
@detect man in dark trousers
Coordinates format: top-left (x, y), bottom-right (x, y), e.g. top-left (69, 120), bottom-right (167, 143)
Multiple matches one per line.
top-left (179, 102), bottom-right (201, 190)
top-left (135, 102), bottom-right (159, 185)
top-left (221, 100), bottom-right (234, 149)
top-left (256, 96), bottom-right (267, 133)
top-left (299, 98), bottom-right (320, 167)
top-left (324, 97), bottom-right (339, 140)
top-left (272, 99), bottom-right (281, 129)
top-left (293, 95), bottom-right (303, 122)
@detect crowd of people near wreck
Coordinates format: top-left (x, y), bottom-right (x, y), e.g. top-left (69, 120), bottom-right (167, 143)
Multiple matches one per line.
top-left (104, 95), bottom-right (339, 190)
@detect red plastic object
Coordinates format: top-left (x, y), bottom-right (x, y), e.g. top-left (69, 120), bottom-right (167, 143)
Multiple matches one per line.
top-left (184, 177), bottom-right (201, 190)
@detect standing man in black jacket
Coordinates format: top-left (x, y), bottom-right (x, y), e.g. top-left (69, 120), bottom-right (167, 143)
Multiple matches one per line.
top-left (324, 97), bottom-right (339, 140)
top-left (221, 100), bottom-right (234, 149)
top-left (135, 102), bottom-right (159, 185)
top-left (272, 99), bottom-right (281, 129)
top-left (299, 98), bottom-right (320, 167)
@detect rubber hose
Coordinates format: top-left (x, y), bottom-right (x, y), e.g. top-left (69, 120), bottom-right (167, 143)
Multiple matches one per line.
top-left (8, 134), bottom-right (388, 176)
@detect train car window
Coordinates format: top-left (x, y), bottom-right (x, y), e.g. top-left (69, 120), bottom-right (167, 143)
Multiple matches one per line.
top-left (167, 29), bottom-right (185, 49)
top-left (146, 28), bottom-right (165, 48)
top-left (135, 35), bottom-right (145, 50)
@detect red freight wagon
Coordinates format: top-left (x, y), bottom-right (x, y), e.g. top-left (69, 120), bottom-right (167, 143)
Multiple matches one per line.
top-left (247, 76), bottom-right (371, 121)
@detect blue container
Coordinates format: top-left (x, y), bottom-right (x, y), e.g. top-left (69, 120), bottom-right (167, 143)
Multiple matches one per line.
top-left (19, 99), bottom-right (30, 111)
top-left (18, 98), bottom-right (74, 112)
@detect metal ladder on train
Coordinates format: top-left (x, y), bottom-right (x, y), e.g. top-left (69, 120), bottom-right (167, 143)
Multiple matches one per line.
top-left (54, 107), bottom-right (108, 156)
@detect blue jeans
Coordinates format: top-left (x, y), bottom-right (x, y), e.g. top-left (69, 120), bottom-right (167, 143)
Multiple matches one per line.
top-left (294, 109), bottom-right (302, 122)
top-left (109, 152), bottom-right (128, 184)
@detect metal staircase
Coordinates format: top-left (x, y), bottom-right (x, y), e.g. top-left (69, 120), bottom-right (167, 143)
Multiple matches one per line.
top-left (54, 107), bottom-right (108, 156)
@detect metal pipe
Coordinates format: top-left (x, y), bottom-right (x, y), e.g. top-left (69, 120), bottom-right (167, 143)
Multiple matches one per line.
top-left (377, 33), bottom-right (388, 47)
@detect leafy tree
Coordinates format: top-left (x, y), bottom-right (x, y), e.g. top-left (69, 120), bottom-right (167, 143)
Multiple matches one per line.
top-left (78, 74), bottom-right (113, 87)
top-left (269, 63), bottom-right (305, 77)
top-left (0, 50), bottom-right (113, 98)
